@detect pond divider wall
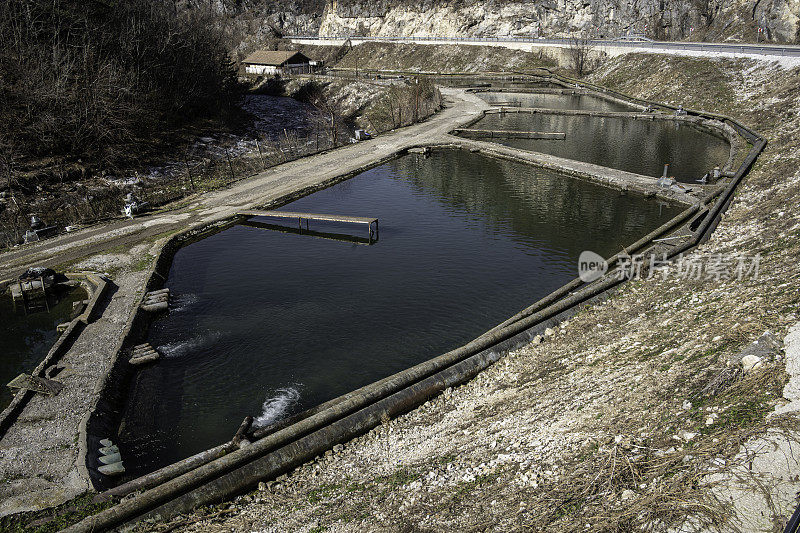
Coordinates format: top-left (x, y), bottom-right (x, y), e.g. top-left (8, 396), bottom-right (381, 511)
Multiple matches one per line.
top-left (437, 139), bottom-right (701, 205)
top-left (458, 106), bottom-right (745, 176)
top-left (66, 74), bottom-right (766, 532)
top-left (470, 86), bottom-right (649, 111)
top-left (0, 273), bottom-right (107, 438)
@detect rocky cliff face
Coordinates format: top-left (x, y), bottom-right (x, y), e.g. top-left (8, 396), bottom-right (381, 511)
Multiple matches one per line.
top-left (251, 0), bottom-right (796, 43)
top-left (207, 0), bottom-right (798, 45)
top-left (317, 0), bottom-right (798, 42)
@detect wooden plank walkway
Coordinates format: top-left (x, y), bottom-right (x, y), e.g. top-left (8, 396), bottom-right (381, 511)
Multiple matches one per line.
top-left (239, 210), bottom-right (379, 240)
top-left (7, 374), bottom-right (64, 396)
top-left (241, 220), bottom-right (376, 245)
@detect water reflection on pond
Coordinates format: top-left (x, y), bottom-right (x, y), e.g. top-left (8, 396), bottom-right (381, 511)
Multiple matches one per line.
top-left (118, 149), bottom-right (683, 477)
top-left (465, 112), bottom-right (731, 182)
top-left (477, 91), bottom-right (636, 113)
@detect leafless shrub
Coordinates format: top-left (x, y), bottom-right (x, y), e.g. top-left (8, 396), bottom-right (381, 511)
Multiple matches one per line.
top-left (0, 0), bottom-right (238, 169)
top-left (368, 78), bottom-right (442, 132)
top-left (568, 38), bottom-right (594, 78)
top-left (295, 81), bottom-right (348, 147)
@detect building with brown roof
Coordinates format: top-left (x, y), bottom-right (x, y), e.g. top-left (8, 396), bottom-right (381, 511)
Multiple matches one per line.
top-left (241, 50), bottom-right (316, 76)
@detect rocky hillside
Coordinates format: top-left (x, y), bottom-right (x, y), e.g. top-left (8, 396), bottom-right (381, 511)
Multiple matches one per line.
top-left (317, 0), bottom-right (799, 42)
top-left (221, 0), bottom-right (798, 44)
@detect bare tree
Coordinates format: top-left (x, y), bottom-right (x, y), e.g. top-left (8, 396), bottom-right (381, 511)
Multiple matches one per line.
top-left (302, 82), bottom-right (345, 147)
top-left (568, 37), bottom-right (594, 77)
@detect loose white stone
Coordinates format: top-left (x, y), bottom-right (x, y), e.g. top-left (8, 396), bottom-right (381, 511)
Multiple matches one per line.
top-left (741, 354), bottom-right (763, 372)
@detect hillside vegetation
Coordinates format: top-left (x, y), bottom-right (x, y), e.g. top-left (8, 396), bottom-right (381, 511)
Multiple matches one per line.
top-left (0, 0), bottom-right (238, 172)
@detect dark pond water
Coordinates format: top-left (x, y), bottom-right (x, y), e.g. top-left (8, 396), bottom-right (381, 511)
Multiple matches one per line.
top-left (477, 91), bottom-right (636, 113)
top-left (466, 113), bottom-right (731, 183)
top-left (0, 287), bottom-right (87, 409)
top-left (117, 149), bottom-right (683, 476)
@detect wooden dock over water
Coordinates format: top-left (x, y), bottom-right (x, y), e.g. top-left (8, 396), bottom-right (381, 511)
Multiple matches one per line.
top-left (238, 210), bottom-right (379, 241)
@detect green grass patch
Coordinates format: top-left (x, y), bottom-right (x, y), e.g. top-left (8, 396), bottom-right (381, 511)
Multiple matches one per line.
top-left (129, 255), bottom-right (154, 272)
top-left (306, 483), bottom-right (342, 504)
top-left (379, 467), bottom-right (421, 487)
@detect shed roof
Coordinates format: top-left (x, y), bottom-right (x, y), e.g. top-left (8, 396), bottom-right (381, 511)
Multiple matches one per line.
top-left (242, 50), bottom-right (310, 66)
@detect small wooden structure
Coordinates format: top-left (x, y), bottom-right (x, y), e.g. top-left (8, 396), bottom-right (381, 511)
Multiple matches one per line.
top-left (241, 219), bottom-right (376, 245)
top-left (9, 275), bottom-right (54, 313)
top-left (7, 373), bottom-right (64, 396)
top-left (239, 210), bottom-right (379, 242)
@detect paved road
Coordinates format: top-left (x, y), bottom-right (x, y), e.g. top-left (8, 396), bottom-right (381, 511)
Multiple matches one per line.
top-left (290, 35), bottom-right (800, 58)
top-left (0, 89), bottom-right (490, 280)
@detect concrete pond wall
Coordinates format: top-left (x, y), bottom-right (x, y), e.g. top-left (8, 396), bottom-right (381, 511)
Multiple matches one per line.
top-left (53, 72), bottom-right (768, 531)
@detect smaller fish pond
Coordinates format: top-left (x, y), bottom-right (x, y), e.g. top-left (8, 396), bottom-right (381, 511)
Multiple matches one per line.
top-left (477, 91), bottom-right (636, 113)
top-left (117, 149), bottom-right (684, 477)
top-left (463, 112), bottom-right (731, 183)
top-left (0, 286), bottom-right (88, 409)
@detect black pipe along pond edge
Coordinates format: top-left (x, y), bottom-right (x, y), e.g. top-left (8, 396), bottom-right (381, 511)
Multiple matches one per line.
top-left (65, 74), bottom-right (766, 532)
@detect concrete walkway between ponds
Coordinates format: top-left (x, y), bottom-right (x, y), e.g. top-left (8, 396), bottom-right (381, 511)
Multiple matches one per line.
top-left (444, 136), bottom-right (702, 205)
top-left (0, 270), bottom-right (148, 517)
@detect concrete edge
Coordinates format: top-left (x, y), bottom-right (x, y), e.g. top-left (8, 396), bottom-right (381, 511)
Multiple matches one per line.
top-left (438, 137), bottom-right (700, 206)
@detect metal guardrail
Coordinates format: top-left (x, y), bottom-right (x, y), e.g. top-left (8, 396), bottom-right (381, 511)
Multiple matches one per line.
top-left (287, 34), bottom-right (800, 58)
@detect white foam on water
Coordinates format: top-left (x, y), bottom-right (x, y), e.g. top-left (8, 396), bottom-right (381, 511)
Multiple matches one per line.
top-left (158, 334), bottom-right (213, 358)
top-left (253, 387), bottom-right (301, 427)
top-left (171, 293), bottom-right (199, 313)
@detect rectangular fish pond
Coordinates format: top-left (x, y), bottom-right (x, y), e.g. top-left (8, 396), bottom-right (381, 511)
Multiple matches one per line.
top-left (0, 285), bottom-right (88, 409)
top-left (477, 91), bottom-right (637, 113)
top-left (117, 149), bottom-right (684, 477)
top-left (464, 112), bottom-right (731, 183)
